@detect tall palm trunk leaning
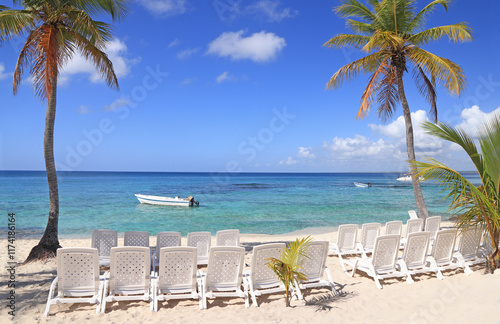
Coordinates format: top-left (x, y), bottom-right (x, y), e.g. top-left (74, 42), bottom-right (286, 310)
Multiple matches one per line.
top-left (0, 0), bottom-right (128, 262)
top-left (324, 0), bottom-right (473, 220)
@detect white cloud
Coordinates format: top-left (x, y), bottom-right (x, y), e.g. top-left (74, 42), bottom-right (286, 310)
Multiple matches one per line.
top-left (247, 0), bottom-right (298, 22)
top-left (0, 63), bottom-right (10, 80)
top-left (280, 107), bottom-right (498, 171)
top-left (77, 105), bottom-right (91, 115)
top-left (298, 146), bottom-right (315, 159)
top-left (456, 105), bottom-right (500, 136)
top-left (60, 39), bottom-right (139, 85)
top-left (176, 48), bottom-right (199, 60)
top-left (168, 38), bottom-right (180, 48)
top-left (207, 30), bottom-right (286, 62)
top-left (216, 71), bottom-right (231, 83)
top-left (136, 0), bottom-right (187, 16)
top-left (181, 77), bottom-right (196, 85)
top-left (103, 98), bottom-right (130, 112)
top-left (279, 156), bottom-right (297, 165)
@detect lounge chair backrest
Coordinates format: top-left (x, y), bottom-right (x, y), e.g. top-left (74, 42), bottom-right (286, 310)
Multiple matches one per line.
top-left (187, 232), bottom-right (212, 259)
top-left (251, 243), bottom-right (286, 286)
top-left (431, 229), bottom-right (457, 264)
top-left (301, 241), bottom-right (329, 282)
top-left (124, 231), bottom-right (150, 247)
top-left (408, 210), bottom-right (418, 219)
top-left (158, 246), bottom-right (197, 293)
top-left (360, 223), bottom-right (381, 250)
top-left (385, 221), bottom-right (403, 236)
top-left (206, 247), bottom-right (245, 290)
top-left (337, 224), bottom-right (358, 251)
top-left (216, 229), bottom-right (240, 246)
top-left (425, 216), bottom-right (441, 237)
top-left (109, 246), bottom-right (151, 295)
top-left (406, 219), bottom-right (424, 237)
top-left (156, 232), bottom-right (181, 250)
top-left (402, 231), bottom-right (431, 268)
top-left (57, 248), bottom-right (100, 297)
top-left (458, 226), bottom-right (483, 259)
top-left (91, 230), bottom-right (117, 258)
top-left (371, 235), bottom-right (400, 272)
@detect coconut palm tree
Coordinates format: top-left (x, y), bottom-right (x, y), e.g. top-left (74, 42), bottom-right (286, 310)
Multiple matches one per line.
top-left (413, 117), bottom-right (500, 269)
top-left (267, 236), bottom-right (311, 307)
top-left (0, 0), bottom-right (128, 262)
top-left (324, 0), bottom-right (473, 220)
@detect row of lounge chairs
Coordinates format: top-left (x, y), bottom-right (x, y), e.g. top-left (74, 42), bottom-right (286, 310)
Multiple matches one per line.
top-left (45, 233), bottom-right (337, 317)
top-left (92, 229), bottom-right (239, 268)
top-left (330, 218), bottom-right (488, 289)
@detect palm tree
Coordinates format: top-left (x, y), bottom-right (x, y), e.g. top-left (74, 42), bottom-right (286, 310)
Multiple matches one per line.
top-left (267, 236), bottom-right (311, 307)
top-left (0, 0), bottom-right (128, 262)
top-left (414, 117), bottom-right (500, 270)
top-left (324, 0), bottom-right (473, 220)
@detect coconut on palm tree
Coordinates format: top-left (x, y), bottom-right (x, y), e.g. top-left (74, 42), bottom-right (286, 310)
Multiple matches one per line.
top-left (0, 0), bottom-right (128, 262)
top-left (414, 117), bottom-right (500, 270)
top-left (324, 0), bottom-right (473, 220)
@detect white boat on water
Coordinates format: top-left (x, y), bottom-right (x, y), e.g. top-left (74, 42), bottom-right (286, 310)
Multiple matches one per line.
top-left (354, 182), bottom-right (371, 188)
top-left (135, 194), bottom-right (199, 206)
top-left (396, 173), bottom-right (424, 182)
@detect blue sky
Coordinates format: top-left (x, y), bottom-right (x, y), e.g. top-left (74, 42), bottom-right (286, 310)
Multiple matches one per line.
top-left (1, 0), bottom-right (499, 173)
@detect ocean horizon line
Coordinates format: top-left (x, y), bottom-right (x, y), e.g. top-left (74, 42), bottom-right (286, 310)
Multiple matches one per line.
top-left (0, 169), bottom-right (477, 174)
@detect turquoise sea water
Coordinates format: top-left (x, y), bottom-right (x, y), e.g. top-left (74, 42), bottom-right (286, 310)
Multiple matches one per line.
top-left (0, 171), bottom-right (480, 238)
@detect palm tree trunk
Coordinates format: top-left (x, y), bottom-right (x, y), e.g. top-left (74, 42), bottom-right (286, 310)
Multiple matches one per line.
top-left (396, 68), bottom-right (429, 221)
top-left (25, 73), bottom-right (61, 263)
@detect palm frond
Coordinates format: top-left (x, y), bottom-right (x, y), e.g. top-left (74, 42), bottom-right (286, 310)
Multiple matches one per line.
top-left (375, 64), bottom-right (399, 122)
top-left (404, 0), bottom-right (449, 34)
top-left (323, 34), bottom-right (371, 50)
top-left (479, 114), bottom-right (500, 201)
top-left (420, 121), bottom-right (484, 177)
top-left (0, 9), bottom-right (36, 41)
top-left (335, 0), bottom-right (378, 23)
top-left (411, 61), bottom-right (437, 122)
top-left (407, 46), bottom-right (466, 96)
top-left (408, 23), bottom-right (473, 46)
top-left (71, 0), bottom-right (129, 21)
top-left (68, 29), bottom-right (119, 89)
top-left (326, 51), bottom-right (387, 89)
top-left (362, 29), bottom-right (405, 52)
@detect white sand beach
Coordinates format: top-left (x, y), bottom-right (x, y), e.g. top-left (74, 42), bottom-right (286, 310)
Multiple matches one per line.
top-left (1, 226), bottom-right (498, 324)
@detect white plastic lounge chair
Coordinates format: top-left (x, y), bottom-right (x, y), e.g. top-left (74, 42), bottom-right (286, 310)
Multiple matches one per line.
top-left (45, 248), bottom-right (103, 317)
top-left (345, 234), bottom-right (405, 289)
top-left (91, 229), bottom-right (118, 267)
top-left (454, 226), bottom-right (485, 275)
top-left (401, 218), bottom-right (424, 247)
top-left (427, 229), bottom-right (460, 279)
top-left (385, 221), bottom-right (403, 236)
top-left (244, 243), bottom-right (286, 307)
top-left (295, 241), bottom-right (337, 299)
top-left (408, 210), bottom-right (418, 219)
top-left (124, 231), bottom-right (150, 247)
top-left (153, 246), bottom-right (202, 311)
top-left (396, 231), bottom-right (437, 284)
top-left (101, 246), bottom-right (153, 313)
top-left (151, 232), bottom-right (182, 270)
top-left (187, 232), bottom-right (212, 265)
top-left (216, 229), bottom-right (240, 246)
top-left (425, 216), bottom-right (441, 240)
top-left (199, 246), bottom-right (249, 309)
top-left (357, 223), bottom-right (381, 257)
top-left (329, 224), bottom-right (360, 272)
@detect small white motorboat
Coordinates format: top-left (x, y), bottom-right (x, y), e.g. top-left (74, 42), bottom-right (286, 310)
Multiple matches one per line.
top-left (354, 182), bottom-right (371, 188)
top-left (135, 194), bottom-right (199, 206)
